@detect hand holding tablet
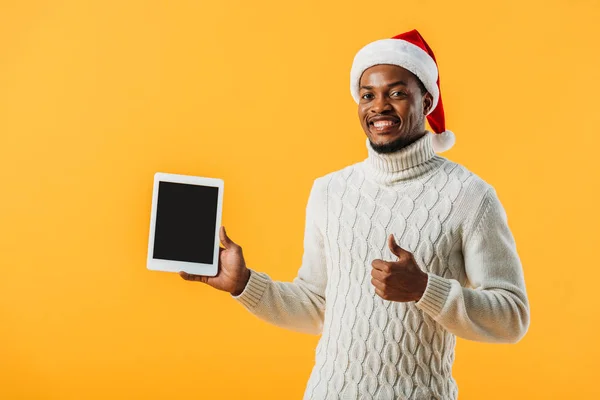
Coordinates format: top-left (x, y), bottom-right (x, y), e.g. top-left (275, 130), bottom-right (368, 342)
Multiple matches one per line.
top-left (147, 173), bottom-right (250, 295)
top-left (180, 226), bottom-right (251, 296)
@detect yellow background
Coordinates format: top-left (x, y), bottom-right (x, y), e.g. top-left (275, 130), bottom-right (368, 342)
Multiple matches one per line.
top-left (1, 0), bottom-right (599, 398)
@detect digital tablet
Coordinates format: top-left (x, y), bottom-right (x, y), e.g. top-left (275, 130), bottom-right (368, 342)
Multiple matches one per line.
top-left (147, 172), bottom-right (223, 276)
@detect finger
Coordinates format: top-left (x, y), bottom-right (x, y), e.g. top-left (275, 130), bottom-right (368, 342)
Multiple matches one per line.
top-left (371, 277), bottom-right (385, 290)
top-left (374, 287), bottom-right (388, 300)
top-left (371, 267), bottom-right (387, 281)
top-left (388, 234), bottom-right (400, 257)
top-left (371, 259), bottom-right (389, 272)
top-left (179, 271), bottom-right (207, 283)
top-left (388, 234), bottom-right (407, 258)
top-left (219, 226), bottom-right (236, 249)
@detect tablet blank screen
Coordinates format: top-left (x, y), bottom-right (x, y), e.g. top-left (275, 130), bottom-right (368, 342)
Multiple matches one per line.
top-left (153, 181), bottom-right (219, 264)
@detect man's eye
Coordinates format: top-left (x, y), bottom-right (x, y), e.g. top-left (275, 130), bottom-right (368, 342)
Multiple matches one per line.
top-left (391, 91), bottom-right (406, 97)
top-left (361, 93), bottom-right (373, 100)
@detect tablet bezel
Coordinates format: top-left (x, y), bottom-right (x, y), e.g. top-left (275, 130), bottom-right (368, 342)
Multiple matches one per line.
top-left (146, 172), bottom-right (223, 276)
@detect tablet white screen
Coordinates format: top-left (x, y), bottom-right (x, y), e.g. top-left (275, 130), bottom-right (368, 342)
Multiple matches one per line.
top-left (153, 181), bottom-right (219, 264)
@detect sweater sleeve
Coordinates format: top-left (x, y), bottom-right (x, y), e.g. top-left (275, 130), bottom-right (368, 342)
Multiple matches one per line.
top-left (414, 188), bottom-right (530, 343)
top-left (230, 177), bottom-right (328, 335)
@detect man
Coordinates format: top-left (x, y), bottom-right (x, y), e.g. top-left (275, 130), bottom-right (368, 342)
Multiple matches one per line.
top-left (180, 29), bottom-right (530, 400)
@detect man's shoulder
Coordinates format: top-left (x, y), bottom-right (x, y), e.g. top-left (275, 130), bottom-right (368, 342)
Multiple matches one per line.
top-left (439, 159), bottom-right (506, 230)
top-left (304, 165), bottom-right (359, 220)
top-left (439, 158), bottom-right (494, 197)
top-left (311, 162), bottom-right (362, 189)
top-left (311, 159), bottom-right (496, 197)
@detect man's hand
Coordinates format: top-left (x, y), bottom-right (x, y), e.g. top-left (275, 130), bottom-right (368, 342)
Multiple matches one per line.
top-left (179, 226), bottom-right (251, 296)
top-left (371, 234), bottom-right (429, 302)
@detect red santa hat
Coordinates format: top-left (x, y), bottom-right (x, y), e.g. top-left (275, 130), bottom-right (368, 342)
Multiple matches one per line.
top-left (350, 29), bottom-right (455, 153)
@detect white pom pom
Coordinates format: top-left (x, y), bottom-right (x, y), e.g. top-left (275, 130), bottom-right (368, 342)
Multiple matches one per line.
top-left (431, 130), bottom-right (455, 153)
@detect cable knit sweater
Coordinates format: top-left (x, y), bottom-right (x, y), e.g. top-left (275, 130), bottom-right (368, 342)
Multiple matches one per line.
top-left (232, 132), bottom-right (530, 400)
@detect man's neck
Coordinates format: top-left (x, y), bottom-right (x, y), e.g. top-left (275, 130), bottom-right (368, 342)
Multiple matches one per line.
top-left (363, 131), bottom-right (445, 185)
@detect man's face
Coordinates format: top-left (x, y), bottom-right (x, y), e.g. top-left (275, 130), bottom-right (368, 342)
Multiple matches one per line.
top-left (358, 64), bottom-right (433, 154)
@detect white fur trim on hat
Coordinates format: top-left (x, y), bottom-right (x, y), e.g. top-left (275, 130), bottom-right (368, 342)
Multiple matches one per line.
top-left (431, 130), bottom-right (455, 153)
top-left (350, 39), bottom-right (439, 114)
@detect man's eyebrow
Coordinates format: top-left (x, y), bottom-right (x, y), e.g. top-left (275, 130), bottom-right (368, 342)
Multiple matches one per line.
top-left (359, 80), bottom-right (408, 90)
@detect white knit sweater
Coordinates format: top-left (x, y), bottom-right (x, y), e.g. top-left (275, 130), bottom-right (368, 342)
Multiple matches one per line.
top-left (232, 132), bottom-right (530, 400)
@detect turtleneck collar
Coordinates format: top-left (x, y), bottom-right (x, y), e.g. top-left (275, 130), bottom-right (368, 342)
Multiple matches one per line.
top-left (363, 131), bottom-right (446, 185)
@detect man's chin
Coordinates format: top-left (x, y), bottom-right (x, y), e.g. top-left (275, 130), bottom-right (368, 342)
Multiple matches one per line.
top-left (368, 135), bottom-right (406, 154)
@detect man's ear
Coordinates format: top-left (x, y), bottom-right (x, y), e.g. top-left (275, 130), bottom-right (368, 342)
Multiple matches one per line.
top-left (422, 92), bottom-right (433, 115)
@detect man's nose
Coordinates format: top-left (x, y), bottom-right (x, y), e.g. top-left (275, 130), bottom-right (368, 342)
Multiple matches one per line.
top-left (370, 96), bottom-right (392, 113)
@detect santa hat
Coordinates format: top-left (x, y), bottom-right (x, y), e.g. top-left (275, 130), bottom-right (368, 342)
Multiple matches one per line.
top-left (350, 29), bottom-right (455, 153)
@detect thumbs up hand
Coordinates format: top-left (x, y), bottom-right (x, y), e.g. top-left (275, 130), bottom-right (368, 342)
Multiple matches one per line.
top-left (370, 234), bottom-right (429, 303)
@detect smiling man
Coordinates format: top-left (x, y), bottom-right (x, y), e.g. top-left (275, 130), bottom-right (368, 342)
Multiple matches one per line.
top-left (359, 64), bottom-right (433, 154)
top-left (180, 29), bottom-right (530, 399)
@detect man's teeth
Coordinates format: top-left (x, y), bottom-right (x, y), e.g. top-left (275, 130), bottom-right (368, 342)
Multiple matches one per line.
top-left (373, 120), bottom-right (398, 128)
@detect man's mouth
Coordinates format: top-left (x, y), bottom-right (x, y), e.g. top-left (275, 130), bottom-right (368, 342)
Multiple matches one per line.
top-left (369, 118), bottom-right (400, 132)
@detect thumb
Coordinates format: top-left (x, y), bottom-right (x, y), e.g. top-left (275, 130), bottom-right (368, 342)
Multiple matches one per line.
top-left (219, 226), bottom-right (236, 249)
top-left (388, 234), bottom-right (406, 258)
top-left (179, 271), bottom-right (209, 284)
